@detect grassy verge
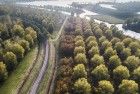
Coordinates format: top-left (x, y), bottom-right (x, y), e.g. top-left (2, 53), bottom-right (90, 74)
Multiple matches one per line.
top-left (19, 44), bottom-right (45, 94)
top-left (0, 47), bottom-right (38, 94)
top-left (90, 15), bottom-right (124, 24)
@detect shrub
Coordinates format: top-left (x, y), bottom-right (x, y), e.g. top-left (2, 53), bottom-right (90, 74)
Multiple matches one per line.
top-left (74, 36), bottom-right (84, 42)
top-left (99, 36), bottom-right (107, 46)
top-left (94, 28), bottom-right (103, 38)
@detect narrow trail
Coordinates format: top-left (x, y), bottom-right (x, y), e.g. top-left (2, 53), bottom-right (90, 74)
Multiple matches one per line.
top-left (28, 17), bottom-right (68, 94)
top-left (29, 42), bottom-right (49, 94)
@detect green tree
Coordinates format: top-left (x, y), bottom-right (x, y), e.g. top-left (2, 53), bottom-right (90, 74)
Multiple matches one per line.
top-left (91, 64), bottom-right (110, 82)
top-left (114, 42), bottom-right (124, 54)
top-left (25, 34), bottom-right (34, 47)
top-left (87, 40), bottom-right (98, 50)
top-left (97, 80), bottom-right (114, 94)
top-left (129, 42), bottom-right (140, 54)
top-left (104, 47), bottom-right (117, 61)
top-left (108, 55), bottom-right (121, 70)
top-left (75, 40), bottom-right (85, 47)
top-left (0, 62), bottom-right (8, 82)
top-left (132, 67), bottom-right (140, 83)
top-left (99, 36), bottom-right (107, 46)
top-left (73, 64), bottom-right (87, 79)
top-left (47, 22), bottom-right (54, 34)
top-left (11, 43), bottom-right (25, 60)
top-left (90, 54), bottom-right (104, 68)
top-left (74, 78), bottom-right (91, 94)
top-left (19, 39), bottom-right (30, 52)
top-left (74, 53), bottom-right (87, 64)
top-left (94, 28), bottom-right (103, 38)
top-left (88, 46), bottom-right (99, 57)
top-left (12, 24), bottom-right (24, 37)
top-left (86, 36), bottom-right (96, 44)
top-left (74, 46), bottom-right (86, 55)
top-left (120, 48), bottom-right (131, 61)
top-left (100, 40), bottom-right (112, 54)
top-left (113, 65), bottom-right (130, 84)
top-left (3, 52), bottom-right (17, 71)
top-left (124, 56), bottom-right (140, 71)
top-left (122, 38), bottom-right (132, 47)
top-left (75, 36), bottom-right (84, 42)
top-left (105, 29), bottom-right (113, 40)
top-left (118, 80), bottom-right (138, 94)
top-left (110, 37), bottom-right (120, 47)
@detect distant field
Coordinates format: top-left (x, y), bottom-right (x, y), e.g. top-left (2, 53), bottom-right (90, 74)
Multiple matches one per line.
top-left (90, 15), bottom-right (124, 24)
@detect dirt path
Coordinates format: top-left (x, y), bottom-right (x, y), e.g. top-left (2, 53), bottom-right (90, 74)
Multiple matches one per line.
top-left (29, 42), bottom-right (49, 94)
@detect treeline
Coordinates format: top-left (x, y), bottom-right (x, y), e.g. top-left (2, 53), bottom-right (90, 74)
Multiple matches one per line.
top-left (54, 17), bottom-right (140, 94)
top-left (0, 16), bottom-right (37, 83)
top-left (0, 5), bottom-right (65, 42)
top-left (123, 18), bottom-right (140, 33)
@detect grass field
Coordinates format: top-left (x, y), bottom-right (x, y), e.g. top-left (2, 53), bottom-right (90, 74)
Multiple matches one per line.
top-left (90, 15), bottom-right (124, 24)
top-left (0, 47), bottom-right (38, 94)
